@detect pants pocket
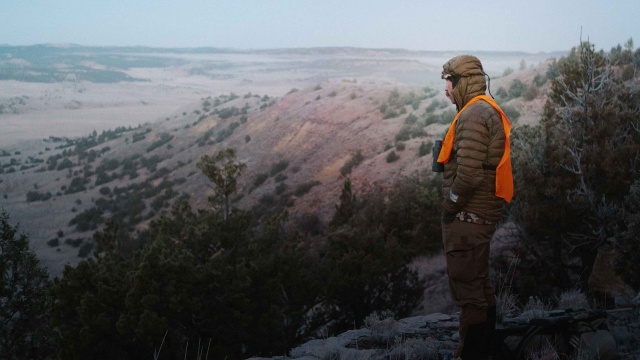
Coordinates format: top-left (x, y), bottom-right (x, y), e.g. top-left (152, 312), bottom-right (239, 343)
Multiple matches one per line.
top-left (446, 250), bottom-right (476, 282)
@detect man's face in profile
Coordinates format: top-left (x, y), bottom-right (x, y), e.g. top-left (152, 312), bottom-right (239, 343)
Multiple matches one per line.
top-left (445, 79), bottom-right (455, 105)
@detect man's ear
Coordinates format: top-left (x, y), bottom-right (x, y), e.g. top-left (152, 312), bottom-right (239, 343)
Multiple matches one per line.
top-left (451, 76), bottom-right (459, 88)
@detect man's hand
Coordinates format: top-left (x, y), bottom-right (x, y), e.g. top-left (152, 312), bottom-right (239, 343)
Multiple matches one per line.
top-left (442, 211), bottom-right (456, 224)
top-left (442, 191), bottom-right (461, 224)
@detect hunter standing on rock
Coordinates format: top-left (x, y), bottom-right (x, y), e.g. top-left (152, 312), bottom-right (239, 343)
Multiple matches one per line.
top-left (434, 55), bottom-right (513, 359)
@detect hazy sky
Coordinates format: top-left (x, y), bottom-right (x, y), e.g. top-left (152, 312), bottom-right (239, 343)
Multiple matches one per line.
top-left (2, 0), bottom-right (638, 53)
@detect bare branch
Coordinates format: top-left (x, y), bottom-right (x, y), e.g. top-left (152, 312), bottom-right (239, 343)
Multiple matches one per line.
top-left (560, 147), bottom-right (583, 175)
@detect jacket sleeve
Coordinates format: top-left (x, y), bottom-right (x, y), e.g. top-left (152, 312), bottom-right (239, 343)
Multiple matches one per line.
top-left (442, 105), bottom-right (499, 215)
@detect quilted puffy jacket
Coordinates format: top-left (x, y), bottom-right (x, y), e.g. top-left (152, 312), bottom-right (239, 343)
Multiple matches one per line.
top-left (441, 55), bottom-right (507, 222)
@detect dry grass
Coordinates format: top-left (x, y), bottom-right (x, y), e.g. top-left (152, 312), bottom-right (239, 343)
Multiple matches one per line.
top-left (525, 340), bottom-right (559, 360)
top-left (363, 310), bottom-right (399, 347)
top-left (401, 338), bottom-right (441, 360)
top-left (495, 255), bottom-right (521, 321)
top-left (555, 287), bottom-right (590, 310)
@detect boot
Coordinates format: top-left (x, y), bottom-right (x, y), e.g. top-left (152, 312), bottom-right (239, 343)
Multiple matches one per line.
top-left (460, 323), bottom-right (489, 360)
top-left (485, 305), bottom-right (496, 357)
top-left (457, 305), bottom-right (489, 359)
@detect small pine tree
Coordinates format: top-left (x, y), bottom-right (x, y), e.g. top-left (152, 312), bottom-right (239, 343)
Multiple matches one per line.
top-left (197, 148), bottom-right (247, 219)
top-left (386, 150), bottom-right (399, 163)
top-left (418, 141), bottom-right (432, 157)
top-left (0, 211), bottom-right (54, 359)
top-left (330, 179), bottom-right (357, 228)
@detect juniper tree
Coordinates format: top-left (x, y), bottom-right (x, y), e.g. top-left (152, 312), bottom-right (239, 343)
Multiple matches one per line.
top-left (507, 41), bottom-right (640, 297)
top-left (614, 180), bottom-right (640, 290)
top-left (197, 148), bottom-right (247, 219)
top-left (329, 178), bottom-right (357, 228)
top-left (52, 222), bottom-right (135, 359)
top-left (0, 211), bottom-right (54, 359)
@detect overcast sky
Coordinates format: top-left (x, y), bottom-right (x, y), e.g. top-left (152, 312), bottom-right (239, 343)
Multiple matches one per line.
top-left (2, 0), bottom-right (638, 53)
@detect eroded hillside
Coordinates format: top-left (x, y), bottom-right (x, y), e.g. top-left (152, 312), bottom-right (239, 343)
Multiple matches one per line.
top-left (0, 61), bottom-right (552, 276)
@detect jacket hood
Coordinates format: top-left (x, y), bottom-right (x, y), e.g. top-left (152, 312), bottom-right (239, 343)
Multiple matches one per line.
top-left (441, 55), bottom-right (487, 108)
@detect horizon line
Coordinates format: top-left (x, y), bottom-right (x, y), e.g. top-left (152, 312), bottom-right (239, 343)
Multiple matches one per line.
top-left (0, 43), bottom-right (570, 55)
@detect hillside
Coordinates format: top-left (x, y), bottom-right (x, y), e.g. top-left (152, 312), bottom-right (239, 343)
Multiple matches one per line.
top-left (0, 46), bottom-right (556, 277)
top-left (1, 79), bottom-right (548, 278)
top-left (4, 43), bottom-right (640, 359)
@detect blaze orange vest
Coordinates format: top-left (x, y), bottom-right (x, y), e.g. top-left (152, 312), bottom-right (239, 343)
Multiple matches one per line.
top-left (437, 95), bottom-right (514, 203)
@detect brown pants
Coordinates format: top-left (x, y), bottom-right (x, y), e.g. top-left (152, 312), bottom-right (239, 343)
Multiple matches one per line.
top-left (443, 220), bottom-right (497, 352)
top-left (442, 220), bottom-right (496, 310)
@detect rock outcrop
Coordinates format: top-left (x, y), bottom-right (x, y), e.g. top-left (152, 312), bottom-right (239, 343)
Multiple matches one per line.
top-left (249, 301), bottom-right (640, 360)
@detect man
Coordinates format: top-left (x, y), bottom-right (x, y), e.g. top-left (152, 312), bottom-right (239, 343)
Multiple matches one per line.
top-left (435, 55), bottom-right (513, 359)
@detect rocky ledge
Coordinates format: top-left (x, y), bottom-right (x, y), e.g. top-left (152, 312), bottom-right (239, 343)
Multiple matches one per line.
top-left (249, 306), bottom-right (640, 360)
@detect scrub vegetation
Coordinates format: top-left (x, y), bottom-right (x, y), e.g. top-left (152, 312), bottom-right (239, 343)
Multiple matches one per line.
top-left (1, 39), bottom-right (639, 359)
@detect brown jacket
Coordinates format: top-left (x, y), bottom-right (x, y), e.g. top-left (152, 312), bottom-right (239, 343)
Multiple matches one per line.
top-left (441, 56), bottom-right (507, 222)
